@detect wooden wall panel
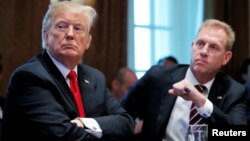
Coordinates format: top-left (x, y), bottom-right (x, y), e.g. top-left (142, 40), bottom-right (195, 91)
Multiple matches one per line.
top-left (204, 0), bottom-right (250, 82)
top-left (0, 0), bottom-right (50, 96)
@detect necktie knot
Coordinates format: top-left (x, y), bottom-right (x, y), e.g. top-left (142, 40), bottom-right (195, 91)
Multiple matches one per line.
top-left (194, 85), bottom-right (207, 94)
top-left (68, 70), bottom-right (77, 81)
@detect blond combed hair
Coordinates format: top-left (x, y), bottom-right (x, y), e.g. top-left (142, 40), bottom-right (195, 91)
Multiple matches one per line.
top-left (197, 19), bottom-right (235, 51)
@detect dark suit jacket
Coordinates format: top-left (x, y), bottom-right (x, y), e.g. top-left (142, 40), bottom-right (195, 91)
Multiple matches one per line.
top-left (124, 65), bottom-right (247, 141)
top-left (2, 50), bottom-right (134, 141)
top-left (244, 81), bottom-right (250, 124)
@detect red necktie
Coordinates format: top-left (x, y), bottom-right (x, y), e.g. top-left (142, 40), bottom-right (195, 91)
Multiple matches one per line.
top-left (68, 70), bottom-right (85, 117)
top-left (189, 85), bottom-right (207, 125)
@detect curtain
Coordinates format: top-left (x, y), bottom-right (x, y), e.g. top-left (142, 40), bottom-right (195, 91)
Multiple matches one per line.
top-left (0, 0), bottom-right (50, 96)
top-left (84, 0), bottom-right (128, 88)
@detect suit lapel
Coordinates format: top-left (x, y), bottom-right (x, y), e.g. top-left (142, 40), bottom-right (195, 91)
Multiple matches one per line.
top-left (77, 66), bottom-right (95, 116)
top-left (39, 50), bottom-right (77, 115)
top-left (208, 73), bottom-right (226, 108)
top-left (156, 65), bottom-right (188, 136)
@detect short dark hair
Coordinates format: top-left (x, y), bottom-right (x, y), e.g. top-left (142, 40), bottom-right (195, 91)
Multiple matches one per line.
top-left (114, 67), bottom-right (135, 84)
top-left (158, 56), bottom-right (178, 65)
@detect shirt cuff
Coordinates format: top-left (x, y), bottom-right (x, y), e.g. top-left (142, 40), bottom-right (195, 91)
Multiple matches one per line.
top-left (79, 118), bottom-right (103, 138)
top-left (196, 99), bottom-right (213, 118)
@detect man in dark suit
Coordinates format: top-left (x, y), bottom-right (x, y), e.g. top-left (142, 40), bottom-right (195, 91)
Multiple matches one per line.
top-left (124, 19), bottom-right (247, 141)
top-left (2, 1), bottom-right (134, 141)
top-left (111, 67), bottom-right (138, 104)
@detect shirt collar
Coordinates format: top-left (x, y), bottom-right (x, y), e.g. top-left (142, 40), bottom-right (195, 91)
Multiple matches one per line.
top-left (185, 67), bottom-right (214, 95)
top-left (46, 50), bottom-right (77, 79)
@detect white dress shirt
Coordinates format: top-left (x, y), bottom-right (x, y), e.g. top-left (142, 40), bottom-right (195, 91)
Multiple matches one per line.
top-left (163, 68), bottom-right (214, 141)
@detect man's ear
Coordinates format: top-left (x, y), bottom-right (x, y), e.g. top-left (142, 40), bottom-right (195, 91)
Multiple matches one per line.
top-left (222, 51), bottom-right (232, 66)
top-left (44, 31), bottom-right (49, 46)
top-left (86, 34), bottom-right (92, 49)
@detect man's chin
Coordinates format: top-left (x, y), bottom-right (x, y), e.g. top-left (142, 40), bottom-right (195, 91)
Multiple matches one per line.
top-left (193, 66), bottom-right (207, 73)
top-left (61, 50), bottom-right (78, 56)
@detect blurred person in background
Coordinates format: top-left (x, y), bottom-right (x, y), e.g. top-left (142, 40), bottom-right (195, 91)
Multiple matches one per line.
top-left (111, 67), bottom-right (138, 104)
top-left (111, 67), bottom-right (140, 140)
top-left (157, 56), bottom-right (178, 67)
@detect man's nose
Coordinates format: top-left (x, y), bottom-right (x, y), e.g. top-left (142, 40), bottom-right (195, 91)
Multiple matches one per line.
top-left (66, 26), bottom-right (74, 39)
top-left (201, 45), bottom-right (209, 53)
